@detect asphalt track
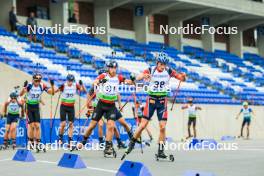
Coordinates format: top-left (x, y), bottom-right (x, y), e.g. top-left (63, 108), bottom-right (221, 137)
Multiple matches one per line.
top-left (0, 138), bottom-right (263, 176)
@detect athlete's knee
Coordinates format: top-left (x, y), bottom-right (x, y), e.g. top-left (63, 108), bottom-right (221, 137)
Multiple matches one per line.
top-left (98, 121), bottom-right (104, 128)
top-left (34, 123), bottom-right (40, 130)
top-left (10, 126), bottom-right (16, 133)
top-left (139, 122), bottom-right (148, 130)
top-left (60, 121), bottom-right (66, 127)
top-left (69, 122), bottom-right (74, 127)
top-left (159, 124), bottom-right (166, 133)
top-left (107, 121), bottom-right (115, 131)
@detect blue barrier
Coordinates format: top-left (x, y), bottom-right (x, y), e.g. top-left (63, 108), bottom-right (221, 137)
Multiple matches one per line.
top-left (12, 149), bottom-right (36, 162)
top-left (58, 153), bottom-right (86, 169)
top-left (116, 160), bottom-right (152, 176)
top-left (0, 118), bottom-right (137, 146)
top-left (189, 138), bottom-right (218, 149)
top-left (221, 135), bottom-right (236, 141)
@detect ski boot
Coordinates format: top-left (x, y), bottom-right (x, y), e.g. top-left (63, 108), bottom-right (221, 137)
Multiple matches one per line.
top-left (155, 143), bottom-right (174, 162)
top-left (117, 139), bottom-right (127, 149)
top-left (67, 137), bottom-right (74, 150)
top-left (70, 136), bottom-right (88, 152)
top-left (36, 139), bottom-right (46, 153)
top-left (11, 138), bottom-right (16, 150)
top-left (58, 134), bottom-right (64, 147)
top-left (2, 139), bottom-right (9, 150)
top-left (121, 138), bottom-right (136, 160)
top-left (104, 141), bottom-right (117, 158)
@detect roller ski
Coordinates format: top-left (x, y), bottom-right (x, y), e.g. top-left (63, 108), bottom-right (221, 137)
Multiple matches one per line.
top-left (104, 141), bottom-right (117, 158)
top-left (35, 141), bottom-right (47, 153)
top-left (155, 144), bottom-right (174, 162)
top-left (70, 137), bottom-right (89, 152)
top-left (181, 135), bottom-right (193, 142)
top-left (1, 144), bottom-right (9, 150)
top-left (155, 153), bottom-right (174, 162)
top-left (1, 140), bottom-right (9, 150)
top-left (121, 138), bottom-right (136, 160)
top-left (67, 138), bottom-right (75, 151)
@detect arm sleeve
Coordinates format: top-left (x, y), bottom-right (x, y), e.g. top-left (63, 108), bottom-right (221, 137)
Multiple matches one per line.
top-left (42, 83), bottom-right (49, 92)
top-left (118, 74), bottom-right (125, 83)
top-left (169, 68), bottom-right (182, 80)
top-left (143, 68), bottom-right (151, 74)
top-left (59, 84), bottom-right (64, 91)
top-left (76, 83), bottom-right (81, 91)
top-left (96, 73), bottom-right (106, 80)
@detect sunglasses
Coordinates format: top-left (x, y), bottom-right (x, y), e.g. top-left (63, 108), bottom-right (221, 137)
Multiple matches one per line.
top-left (34, 79), bottom-right (41, 82)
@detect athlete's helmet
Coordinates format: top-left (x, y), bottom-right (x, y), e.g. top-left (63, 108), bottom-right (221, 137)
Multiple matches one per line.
top-left (106, 60), bottom-right (118, 68)
top-left (243, 101), bottom-right (248, 106)
top-left (157, 52), bottom-right (169, 65)
top-left (33, 73), bottom-right (42, 81)
top-left (66, 74), bottom-right (75, 82)
top-left (10, 92), bottom-right (18, 99)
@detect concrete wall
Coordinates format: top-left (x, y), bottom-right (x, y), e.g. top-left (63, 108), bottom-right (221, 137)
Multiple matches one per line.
top-left (1, 62), bottom-right (264, 141)
top-left (243, 46), bottom-right (259, 55)
top-left (214, 42), bottom-right (227, 51)
top-left (17, 16), bottom-right (52, 27)
top-left (182, 38), bottom-right (203, 48)
top-left (109, 28), bottom-right (135, 40)
top-left (0, 0), bottom-right (16, 30)
top-left (148, 33), bottom-right (164, 43)
top-left (109, 28), bottom-right (164, 43)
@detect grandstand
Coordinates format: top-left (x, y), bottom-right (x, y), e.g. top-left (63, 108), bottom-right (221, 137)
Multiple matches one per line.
top-left (0, 0), bottom-right (264, 176)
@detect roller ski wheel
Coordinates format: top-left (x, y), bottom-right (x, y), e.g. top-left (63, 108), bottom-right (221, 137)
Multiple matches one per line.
top-left (155, 153), bottom-right (174, 162)
top-left (169, 154), bottom-right (175, 162)
top-left (12, 145), bottom-right (16, 150)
